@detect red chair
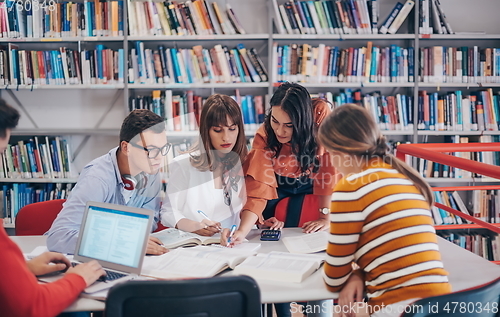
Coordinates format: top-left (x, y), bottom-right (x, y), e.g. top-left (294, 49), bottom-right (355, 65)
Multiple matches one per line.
top-left (274, 194), bottom-right (320, 227)
top-left (15, 199), bottom-right (66, 236)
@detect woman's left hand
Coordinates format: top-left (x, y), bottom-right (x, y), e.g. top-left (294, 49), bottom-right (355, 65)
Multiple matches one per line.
top-left (302, 218), bottom-right (329, 233)
top-left (26, 252), bottom-right (71, 276)
top-left (338, 273), bottom-right (365, 317)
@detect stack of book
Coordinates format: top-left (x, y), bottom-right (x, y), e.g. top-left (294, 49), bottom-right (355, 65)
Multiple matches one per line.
top-left (273, 42), bottom-right (414, 84)
top-left (1, 183), bottom-right (73, 225)
top-left (129, 89), bottom-right (266, 132)
top-left (272, 0), bottom-right (416, 35)
top-left (419, 0), bottom-right (454, 35)
top-left (0, 45), bottom-right (125, 86)
top-left (128, 0), bottom-right (246, 36)
top-left (419, 46), bottom-right (500, 83)
top-left (0, 136), bottom-right (74, 180)
top-left (417, 89), bottom-right (500, 132)
top-left (0, 0), bottom-right (124, 38)
top-left (129, 43), bottom-right (267, 84)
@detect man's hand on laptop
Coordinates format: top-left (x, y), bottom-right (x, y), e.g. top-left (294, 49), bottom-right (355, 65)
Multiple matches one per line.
top-left (67, 260), bottom-right (107, 287)
top-left (146, 236), bottom-right (169, 255)
top-left (26, 252), bottom-right (72, 276)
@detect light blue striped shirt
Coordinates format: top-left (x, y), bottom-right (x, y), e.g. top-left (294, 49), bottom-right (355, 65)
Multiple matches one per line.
top-left (46, 147), bottom-right (161, 254)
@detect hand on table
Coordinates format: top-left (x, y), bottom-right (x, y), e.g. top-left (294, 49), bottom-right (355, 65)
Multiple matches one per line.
top-left (261, 217), bottom-right (284, 230)
top-left (220, 229), bottom-right (245, 247)
top-left (26, 252), bottom-right (71, 276)
top-left (302, 218), bottom-right (329, 233)
top-left (146, 236), bottom-right (169, 255)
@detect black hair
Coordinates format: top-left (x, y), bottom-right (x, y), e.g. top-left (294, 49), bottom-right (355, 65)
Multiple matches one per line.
top-left (119, 110), bottom-right (166, 144)
top-left (264, 82), bottom-right (318, 174)
top-left (0, 98), bottom-right (20, 138)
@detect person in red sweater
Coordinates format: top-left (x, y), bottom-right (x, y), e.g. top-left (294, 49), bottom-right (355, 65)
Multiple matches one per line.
top-left (0, 99), bottom-right (105, 317)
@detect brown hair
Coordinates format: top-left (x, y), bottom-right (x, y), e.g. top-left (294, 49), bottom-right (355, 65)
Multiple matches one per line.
top-left (318, 104), bottom-right (434, 205)
top-left (190, 94), bottom-right (248, 171)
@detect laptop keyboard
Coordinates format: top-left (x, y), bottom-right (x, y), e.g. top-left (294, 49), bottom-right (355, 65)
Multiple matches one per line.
top-left (71, 262), bottom-right (127, 281)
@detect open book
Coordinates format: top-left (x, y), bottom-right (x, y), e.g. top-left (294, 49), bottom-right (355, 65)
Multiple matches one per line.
top-left (141, 243), bottom-right (261, 279)
top-left (151, 228), bottom-right (221, 248)
top-left (233, 252), bottom-right (325, 283)
top-left (282, 231), bottom-right (329, 254)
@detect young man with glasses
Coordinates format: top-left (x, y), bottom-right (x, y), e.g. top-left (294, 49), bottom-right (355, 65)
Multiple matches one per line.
top-left (47, 110), bottom-right (170, 255)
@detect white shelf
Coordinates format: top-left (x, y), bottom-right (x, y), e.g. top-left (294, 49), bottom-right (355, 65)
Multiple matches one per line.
top-left (382, 130), bottom-right (414, 135)
top-left (0, 84), bottom-right (124, 90)
top-left (128, 83), bottom-right (269, 89)
top-left (128, 34), bottom-right (269, 41)
top-left (285, 82), bottom-right (414, 88)
top-left (272, 34), bottom-right (414, 40)
top-left (0, 36), bottom-right (125, 42)
top-left (419, 34), bottom-right (500, 40)
top-left (167, 129), bottom-right (257, 137)
top-left (0, 178), bottom-right (78, 183)
top-left (12, 129), bottom-right (120, 136)
top-left (418, 130), bottom-right (500, 136)
top-left (418, 83), bottom-right (500, 88)
top-left (427, 177), bottom-right (500, 184)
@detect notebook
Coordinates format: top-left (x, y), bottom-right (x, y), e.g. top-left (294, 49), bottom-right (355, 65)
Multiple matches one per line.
top-left (40, 201), bottom-right (153, 294)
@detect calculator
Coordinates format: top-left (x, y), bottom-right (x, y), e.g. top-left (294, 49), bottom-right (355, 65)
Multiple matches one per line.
top-left (260, 229), bottom-right (281, 241)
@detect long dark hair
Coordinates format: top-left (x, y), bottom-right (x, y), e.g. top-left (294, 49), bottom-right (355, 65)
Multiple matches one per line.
top-left (190, 94), bottom-right (248, 172)
top-left (264, 82), bottom-right (318, 174)
top-left (318, 104), bottom-right (434, 205)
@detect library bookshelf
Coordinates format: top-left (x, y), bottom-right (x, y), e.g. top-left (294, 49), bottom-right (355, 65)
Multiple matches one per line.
top-left (1, 0), bottom-right (500, 228)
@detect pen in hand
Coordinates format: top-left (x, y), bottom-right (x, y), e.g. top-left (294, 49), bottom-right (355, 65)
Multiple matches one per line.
top-left (197, 210), bottom-right (221, 230)
top-left (227, 225), bottom-right (237, 244)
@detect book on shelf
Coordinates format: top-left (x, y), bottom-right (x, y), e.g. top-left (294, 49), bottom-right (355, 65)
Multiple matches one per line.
top-left (129, 42), bottom-right (267, 84)
top-left (0, 136), bottom-right (76, 180)
top-left (233, 251), bottom-right (325, 283)
top-left (1, 182), bottom-right (73, 224)
top-left (141, 243), bottom-right (261, 279)
top-left (0, 0), bottom-right (124, 39)
top-left (129, 89), bottom-right (265, 132)
top-left (0, 45), bottom-right (125, 86)
top-left (272, 0), bottom-right (381, 35)
top-left (128, 0), bottom-right (246, 37)
top-left (273, 42), bottom-right (414, 84)
top-left (438, 231), bottom-right (500, 262)
top-left (282, 231), bottom-right (329, 254)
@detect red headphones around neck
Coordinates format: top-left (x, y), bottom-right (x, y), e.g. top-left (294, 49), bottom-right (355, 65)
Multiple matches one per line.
top-left (121, 173), bottom-right (147, 191)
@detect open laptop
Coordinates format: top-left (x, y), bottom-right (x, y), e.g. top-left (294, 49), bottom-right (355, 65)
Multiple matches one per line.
top-left (40, 201), bottom-right (153, 294)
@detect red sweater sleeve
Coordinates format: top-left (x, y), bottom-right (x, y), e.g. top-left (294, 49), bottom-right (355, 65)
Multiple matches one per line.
top-left (0, 228), bottom-right (87, 317)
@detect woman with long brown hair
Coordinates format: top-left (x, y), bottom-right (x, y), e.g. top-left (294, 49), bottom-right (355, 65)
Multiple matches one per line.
top-left (160, 94), bottom-right (248, 235)
top-left (319, 104), bottom-right (451, 317)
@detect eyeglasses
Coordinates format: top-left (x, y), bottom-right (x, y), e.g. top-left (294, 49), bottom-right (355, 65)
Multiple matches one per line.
top-left (129, 142), bottom-right (171, 159)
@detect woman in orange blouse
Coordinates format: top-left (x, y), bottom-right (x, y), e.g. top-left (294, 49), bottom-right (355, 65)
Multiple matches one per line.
top-left (222, 82), bottom-right (337, 243)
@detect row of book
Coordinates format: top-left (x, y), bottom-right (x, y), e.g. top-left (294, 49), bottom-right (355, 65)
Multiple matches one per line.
top-left (431, 190), bottom-right (499, 226)
top-left (0, 137), bottom-right (75, 179)
top-left (1, 183), bottom-right (73, 224)
top-left (418, 0), bottom-right (453, 35)
top-left (438, 231), bottom-right (500, 262)
top-left (0, 0), bottom-right (124, 38)
top-left (273, 42), bottom-right (415, 84)
top-left (419, 46), bottom-right (500, 84)
top-left (408, 135), bottom-right (500, 179)
top-left (417, 90), bottom-right (500, 132)
top-left (128, 0), bottom-right (245, 36)
top-left (130, 42), bottom-right (268, 84)
top-left (272, 0), bottom-right (417, 35)
top-left (129, 89), bottom-right (266, 131)
top-left (1, 45), bottom-right (125, 85)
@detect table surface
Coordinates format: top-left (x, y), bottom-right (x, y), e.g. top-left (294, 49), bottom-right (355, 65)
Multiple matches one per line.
top-left (11, 228), bottom-right (500, 311)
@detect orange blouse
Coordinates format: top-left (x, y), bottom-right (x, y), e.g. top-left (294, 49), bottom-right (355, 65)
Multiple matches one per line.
top-left (242, 100), bottom-right (337, 223)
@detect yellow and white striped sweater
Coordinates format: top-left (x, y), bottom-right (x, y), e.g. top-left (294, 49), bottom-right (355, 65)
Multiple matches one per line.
top-left (323, 159), bottom-right (451, 307)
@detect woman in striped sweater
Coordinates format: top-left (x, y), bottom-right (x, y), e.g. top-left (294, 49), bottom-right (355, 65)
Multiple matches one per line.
top-left (318, 104), bottom-right (451, 317)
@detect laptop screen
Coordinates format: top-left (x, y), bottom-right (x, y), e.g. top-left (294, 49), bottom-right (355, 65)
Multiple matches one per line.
top-left (77, 204), bottom-right (150, 269)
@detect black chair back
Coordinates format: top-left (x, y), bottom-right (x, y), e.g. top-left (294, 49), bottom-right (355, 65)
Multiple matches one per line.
top-left (401, 277), bottom-right (500, 317)
top-left (105, 275), bottom-right (261, 317)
